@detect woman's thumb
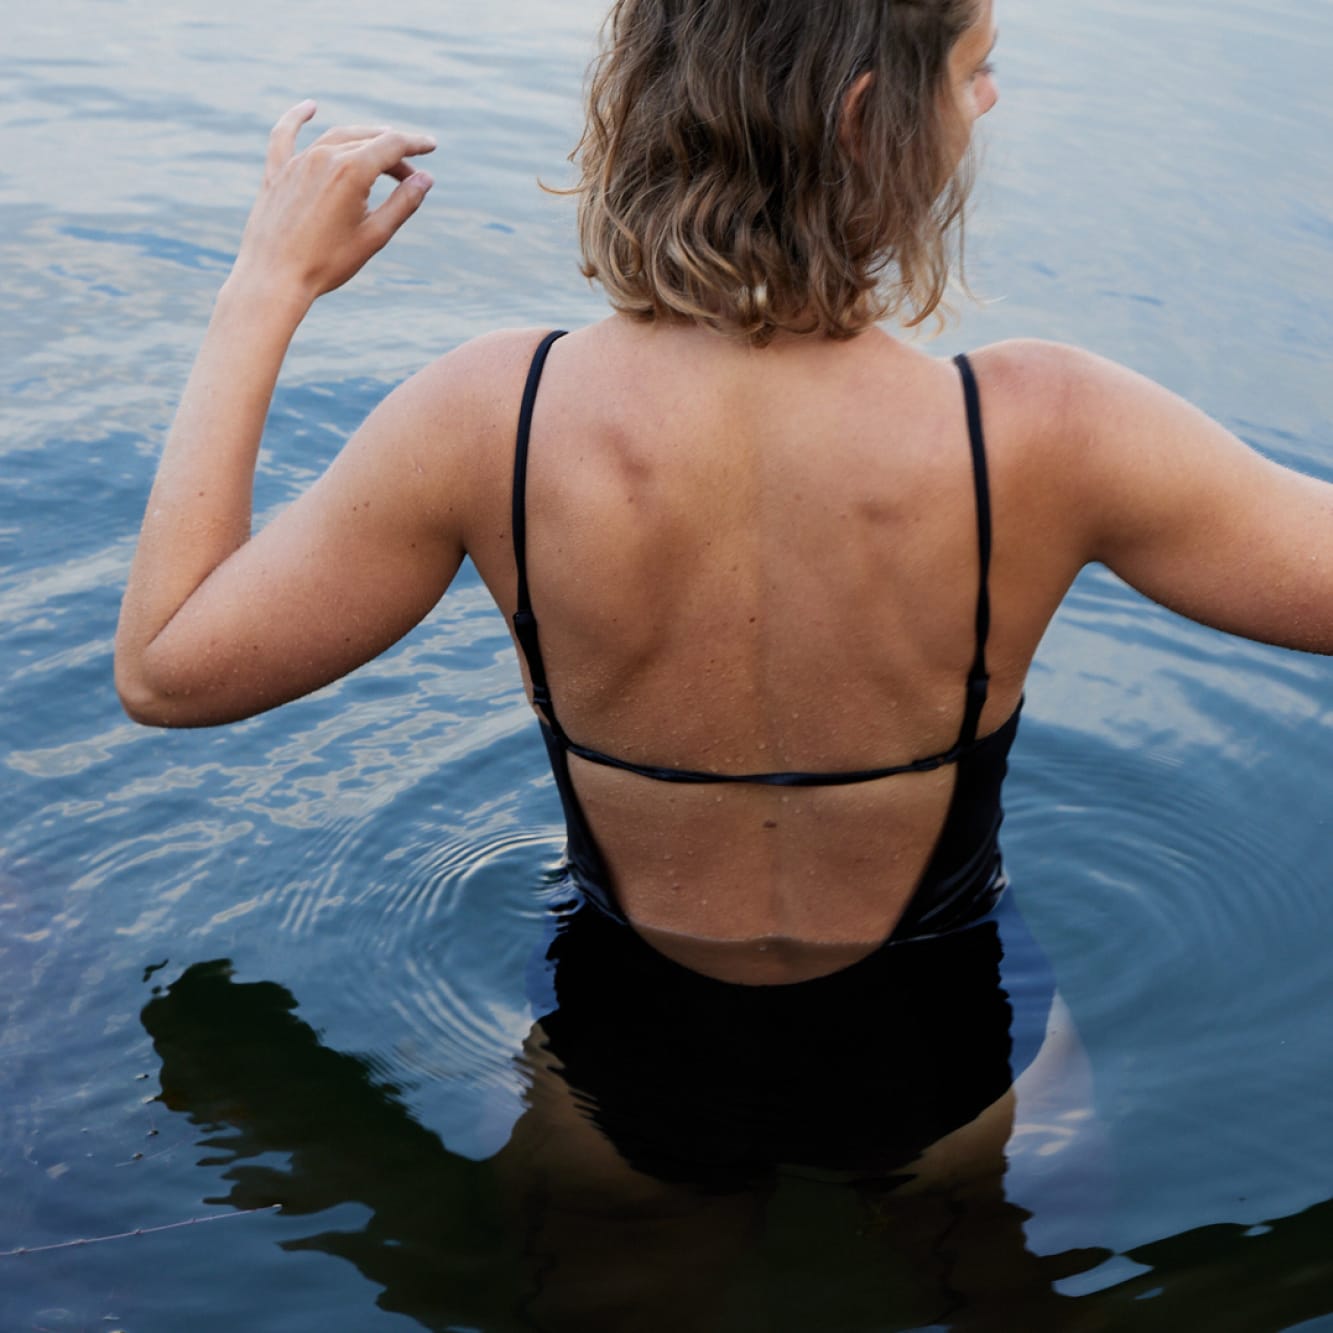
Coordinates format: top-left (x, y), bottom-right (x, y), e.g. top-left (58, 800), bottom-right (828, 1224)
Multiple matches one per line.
top-left (366, 171), bottom-right (434, 247)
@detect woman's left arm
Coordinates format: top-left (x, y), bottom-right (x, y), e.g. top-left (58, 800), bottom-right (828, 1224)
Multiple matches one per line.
top-left (115, 102), bottom-right (461, 727)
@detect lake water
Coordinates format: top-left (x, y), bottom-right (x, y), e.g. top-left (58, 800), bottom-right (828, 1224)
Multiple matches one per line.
top-left (3, 0), bottom-right (1333, 1328)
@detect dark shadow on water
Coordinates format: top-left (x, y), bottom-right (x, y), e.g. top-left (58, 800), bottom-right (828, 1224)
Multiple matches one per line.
top-left (141, 960), bottom-right (1333, 1332)
top-left (141, 960), bottom-right (520, 1331)
top-left (1094, 1208), bottom-right (1333, 1331)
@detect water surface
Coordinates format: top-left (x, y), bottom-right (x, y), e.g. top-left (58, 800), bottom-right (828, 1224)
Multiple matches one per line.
top-left (3, 1), bottom-right (1333, 1328)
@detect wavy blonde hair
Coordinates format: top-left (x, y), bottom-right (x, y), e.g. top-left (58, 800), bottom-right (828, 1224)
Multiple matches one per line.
top-left (571, 0), bottom-right (980, 345)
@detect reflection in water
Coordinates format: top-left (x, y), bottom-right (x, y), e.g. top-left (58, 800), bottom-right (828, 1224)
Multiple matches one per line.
top-left (1103, 1205), bottom-right (1333, 1330)
top-left (141, 960), bottom-right (517, 1331)
top-left (143, 956), bottom-right (1118, 1331)
top-left (142, 956), bottom-right (1333, 1329)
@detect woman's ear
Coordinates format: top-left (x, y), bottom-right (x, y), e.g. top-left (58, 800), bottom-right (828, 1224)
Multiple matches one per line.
top-left (839, 71), bottom-right (875, 159)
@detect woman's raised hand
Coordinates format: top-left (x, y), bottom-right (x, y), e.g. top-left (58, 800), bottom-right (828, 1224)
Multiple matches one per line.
top-left (230, 100), bottom-right (436, 306)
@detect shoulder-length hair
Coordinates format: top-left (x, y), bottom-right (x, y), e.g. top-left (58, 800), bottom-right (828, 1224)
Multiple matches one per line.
top-left (570, 0), bottom-right (980, 345)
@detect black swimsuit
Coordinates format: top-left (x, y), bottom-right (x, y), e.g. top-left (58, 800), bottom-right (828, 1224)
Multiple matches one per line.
top-left (514, 333), bottom-right (1050, 1187)
top-left (511, 329), bottom-right (1023, 940)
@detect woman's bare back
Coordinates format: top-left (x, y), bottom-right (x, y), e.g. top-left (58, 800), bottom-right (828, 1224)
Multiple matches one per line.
top-left (458, 320), bottom-right (1063, 979)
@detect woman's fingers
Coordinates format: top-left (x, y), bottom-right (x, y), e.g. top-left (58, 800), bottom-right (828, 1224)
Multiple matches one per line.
top-left (264, 107), bottom-right (426, 180)
top-left (266, 99), bottom-right (317, 175)
top-left (269, 114), bottom-right (435, 184)
top-left (363, 171), bottom-right (435, 250)
top-left (312, 125), bottom-right (391, 148)
top-left (241, 109), bottom-right (437, 298)
top-left (350, 133), bottom-right (437, 255)
top-left (356, 128), bottom-right (438, 178)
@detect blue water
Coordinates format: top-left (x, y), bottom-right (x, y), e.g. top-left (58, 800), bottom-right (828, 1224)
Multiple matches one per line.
top-left (4, 0), bottom-right (1333, 1328)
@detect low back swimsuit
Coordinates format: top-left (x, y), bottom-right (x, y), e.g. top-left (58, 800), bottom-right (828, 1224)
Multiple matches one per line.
top-left (512, 329), bottom-right (1023, 940)
top-left (512, 331), bottom-right (1052, 1188)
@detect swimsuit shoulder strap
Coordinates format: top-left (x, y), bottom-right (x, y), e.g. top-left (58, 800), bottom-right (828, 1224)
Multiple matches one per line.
top-left (512, 330), bottom-right (569, 734)
top-left (952, 353), bottom-right (993, 748)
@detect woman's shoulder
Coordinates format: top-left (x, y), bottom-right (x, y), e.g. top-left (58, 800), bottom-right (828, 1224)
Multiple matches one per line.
top-left (954, 337), bottom-right (1177, 483)
top-left (412, 325), bottom-right (574, 404)
top-left (963, 337), bottom-right (1130, 414)
top-left (962, 337), bottom-right (1333, 653)
top-left (388, 326), bottom-right (586, 474)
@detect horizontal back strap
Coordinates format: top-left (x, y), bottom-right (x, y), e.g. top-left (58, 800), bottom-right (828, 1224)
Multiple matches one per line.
top-left (562, 735), bottom-right (962, 786)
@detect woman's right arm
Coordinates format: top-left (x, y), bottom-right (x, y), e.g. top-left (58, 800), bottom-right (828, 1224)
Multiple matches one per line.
top-left (989, 340), bottom-right (1333, 654)
top-left (115, 102), bottom-right (478, 728)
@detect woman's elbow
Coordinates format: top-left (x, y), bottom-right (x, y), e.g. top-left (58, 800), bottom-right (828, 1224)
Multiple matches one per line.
top-left (115, 659), bottom-right (177, 727)
top-left (113, 648), bottom-right (206, 728)
top-left (114, 646), bottom-right (290, 728)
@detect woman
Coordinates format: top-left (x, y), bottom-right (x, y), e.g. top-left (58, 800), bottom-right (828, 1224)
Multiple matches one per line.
top-left (115, 0), bottom-right (1330, 1304)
